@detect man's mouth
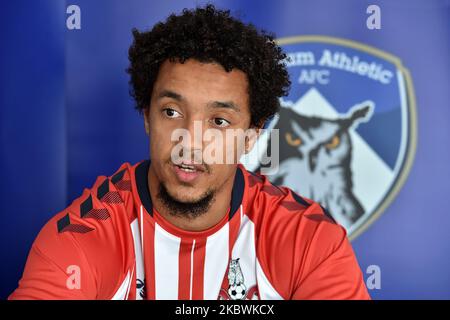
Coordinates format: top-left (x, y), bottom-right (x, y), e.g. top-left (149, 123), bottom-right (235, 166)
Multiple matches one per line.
top-left (172, 161), bottom-right (206, 182)
top-left (178, 163), bottom-right (198, 172)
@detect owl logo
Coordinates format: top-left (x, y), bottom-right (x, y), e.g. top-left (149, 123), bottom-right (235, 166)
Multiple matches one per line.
top-left (262, 101), bottom-right (373, 228)
top-left (227, 258), bottom-right (247, 300)
top-left (218, 258), bottom-right (259, 300)
top-left (241, 36), bottom-right (417, 239)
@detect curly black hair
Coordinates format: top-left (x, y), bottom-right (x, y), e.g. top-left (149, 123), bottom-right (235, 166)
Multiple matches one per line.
top-left (127, 4), bottom-right (290, 127)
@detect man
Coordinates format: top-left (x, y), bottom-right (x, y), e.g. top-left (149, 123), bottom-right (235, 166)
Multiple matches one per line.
top-left (10, 5), bottom-right (369, 300)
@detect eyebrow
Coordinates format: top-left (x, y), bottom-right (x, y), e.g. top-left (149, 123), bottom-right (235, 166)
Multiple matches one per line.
top-left (208, 100), bottom-right (241, 112)
top-left (157, 89), bottom-right (183, 101)
top-left (157, 89), bottom-right (240, 112)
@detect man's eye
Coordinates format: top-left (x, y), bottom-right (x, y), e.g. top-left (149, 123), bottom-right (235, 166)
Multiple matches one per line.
top-left (213, 118), bottom-right (230, 128)
top-left (163, 108), bottom-right (181, 118)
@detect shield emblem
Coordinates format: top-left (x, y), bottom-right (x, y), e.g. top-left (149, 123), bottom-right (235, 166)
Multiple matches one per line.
top-left (242, 36), bottom-right (417, 240)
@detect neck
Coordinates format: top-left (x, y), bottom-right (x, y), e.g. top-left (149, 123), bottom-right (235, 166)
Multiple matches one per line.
top-left (148, 167), bottom-right (236, 232)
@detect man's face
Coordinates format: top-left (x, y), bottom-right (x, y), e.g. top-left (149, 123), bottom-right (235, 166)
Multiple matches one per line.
top-left (144, 58), bottom-right (253, 205)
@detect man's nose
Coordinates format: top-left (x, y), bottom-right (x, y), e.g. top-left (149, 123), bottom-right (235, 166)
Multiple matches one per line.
top-left (179, 119), bottom-right (204, 160)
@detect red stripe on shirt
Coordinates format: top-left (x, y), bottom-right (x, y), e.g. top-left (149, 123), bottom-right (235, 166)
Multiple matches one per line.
top-left (192, 237), bottom-right (206, 299)
top-left (178, 238), bottom-right (193, 299)
top-left (143, 210), bottom-right (156, 299)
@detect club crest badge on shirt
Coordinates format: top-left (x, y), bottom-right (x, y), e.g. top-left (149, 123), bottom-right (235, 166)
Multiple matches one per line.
top-left (218, 258), bottom-right (259, 300)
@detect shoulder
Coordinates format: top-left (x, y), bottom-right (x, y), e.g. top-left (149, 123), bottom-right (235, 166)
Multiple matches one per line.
top-left (30, 162), bottom-right (139, 298)
top-left (241, 165), bottom-right (339, 239)
top-left (241, 166), bottom-right (350, 298)
top-left (52, 161), bottom-right (136, 239)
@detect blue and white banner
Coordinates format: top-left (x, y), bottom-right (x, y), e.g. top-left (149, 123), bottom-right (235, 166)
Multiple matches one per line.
top-left (1, 0), bottom-right (449, 299)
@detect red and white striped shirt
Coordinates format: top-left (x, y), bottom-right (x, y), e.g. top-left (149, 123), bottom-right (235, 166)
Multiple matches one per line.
top-left (9, 160), bottom-right (370, 300)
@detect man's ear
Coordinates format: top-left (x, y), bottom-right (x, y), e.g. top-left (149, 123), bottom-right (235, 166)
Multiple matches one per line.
top-left (143, 108), bottom-right (150, 136)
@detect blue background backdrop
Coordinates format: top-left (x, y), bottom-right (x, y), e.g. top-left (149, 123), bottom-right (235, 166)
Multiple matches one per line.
top-left (1, 0), bottom-right (449, 299)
